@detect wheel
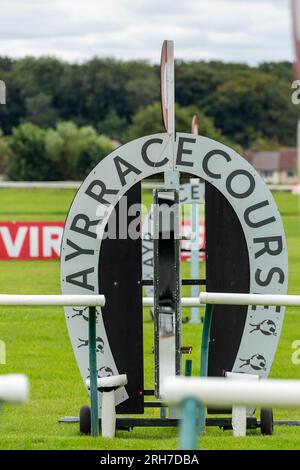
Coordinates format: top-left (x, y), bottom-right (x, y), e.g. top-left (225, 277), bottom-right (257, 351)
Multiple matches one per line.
top-left (79, 405), bottom-right (91, 435)
top-left (260, 408), bottom-right (273, 435)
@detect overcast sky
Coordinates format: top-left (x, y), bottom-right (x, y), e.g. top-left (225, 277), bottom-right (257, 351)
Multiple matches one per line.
top-left (0, 0), bottom-right (295, 64)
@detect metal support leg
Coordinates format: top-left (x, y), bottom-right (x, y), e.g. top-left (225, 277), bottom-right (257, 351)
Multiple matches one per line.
top-left (185, 359), bottom-right (192, 377)
top-left (198, 303), bottom-right (213, 434)
top-left (179, 398), bottom-right (198, 450)
top-left (190, 201), bottom-right (200, 324)
top-left (89, 306), bottom-right (99, 437)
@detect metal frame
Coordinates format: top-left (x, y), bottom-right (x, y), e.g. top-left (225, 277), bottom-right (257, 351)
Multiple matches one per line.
top-left (88, 306), bottom-right (99, 436)
top-left (198, 303), bottom-right (213, 433)
top-left (153, 188), bottom-right (182, 398)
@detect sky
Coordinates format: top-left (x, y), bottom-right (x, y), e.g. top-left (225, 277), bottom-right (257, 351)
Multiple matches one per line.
top-left (0, 0), bottom-right (296, 65)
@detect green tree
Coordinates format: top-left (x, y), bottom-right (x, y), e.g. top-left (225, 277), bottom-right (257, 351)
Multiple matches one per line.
top-left (205, 73), bottom-right (299, 147)
top-left (46, 121), bottom-right (113, 179)
top-left (0, 130), bottom-right (11, 175)
top-left (45, 121), bottom-right (81, 179)
top-left (24, 93), bottom-right (58, 128)
top-left (7, 123), bottom-right (57, 180)
top-left (98, 110), bottom-right (127, 141)
top-left (124, 102), bottom-right (233, 148)
top-left (75, 127), bottom-right (113, 178)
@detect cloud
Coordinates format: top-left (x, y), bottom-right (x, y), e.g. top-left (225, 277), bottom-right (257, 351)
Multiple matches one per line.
top-left (0, 0), bottom-right (295, 64)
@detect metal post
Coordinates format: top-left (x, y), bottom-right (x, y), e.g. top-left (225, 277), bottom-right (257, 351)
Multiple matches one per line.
top-left (89, 306), bottom-right (99, 436)
top-left (179, 398), bottom-right (199, 450)
top-left (153, 191), bottom-right (160, 398)
top-left (198, 303), bottom-right (213, 434)
top-left (190, 195), bottom-right (200, 324)
top-left (185, 359), bottom-right (192, 377)
top-left (153, 189), bottom-right (182, 398)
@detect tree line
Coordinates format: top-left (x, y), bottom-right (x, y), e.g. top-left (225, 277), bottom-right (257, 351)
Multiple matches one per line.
top-left (0, 57), bottom-right (299, 180)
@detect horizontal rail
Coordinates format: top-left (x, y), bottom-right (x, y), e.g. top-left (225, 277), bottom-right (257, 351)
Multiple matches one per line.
top-left (142, 279), bottom-right (206, 286)
top-left (0, 374), bottom-right (29, 403)
top-left (0, 294), bottom-right (105, 307)
top-left (161, 377), bottom-right (300, 408)
top-left (143, 297), bottom-right (200, 307)
top-left (199, 292), bottom-right (300, 307)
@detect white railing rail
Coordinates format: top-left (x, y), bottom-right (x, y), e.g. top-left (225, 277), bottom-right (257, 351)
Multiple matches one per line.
top-left (162, 376), bottom-right (300, 409)
top-left (162, 376), bottom-right (300, 449)
top-left (0, 294), bottom-right (105, 436)
top-left (199, 292), bottom-right (300, 307)
top-left (0, 295), bottom-right (105, 307)
top-left (0, 374), bottom-right (29, 403)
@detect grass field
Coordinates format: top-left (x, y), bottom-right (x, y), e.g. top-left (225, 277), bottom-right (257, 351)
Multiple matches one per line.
top-left (0, 188), bottom-right (300, 450)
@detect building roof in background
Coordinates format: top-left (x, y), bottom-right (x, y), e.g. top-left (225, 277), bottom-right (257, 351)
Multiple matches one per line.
top-left (244, 148), bottom-right (297, 172)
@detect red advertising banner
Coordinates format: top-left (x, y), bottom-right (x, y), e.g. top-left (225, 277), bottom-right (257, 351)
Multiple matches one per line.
top-left (0, 220), bottom-right (206, 261)
top-left (180, 219), bottom-right (206, 262)
top-left (0, 222), bottom-right (64, 260)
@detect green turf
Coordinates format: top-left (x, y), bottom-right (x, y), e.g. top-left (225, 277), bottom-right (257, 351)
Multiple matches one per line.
top-left (0, 188), bottom-right (300, 449)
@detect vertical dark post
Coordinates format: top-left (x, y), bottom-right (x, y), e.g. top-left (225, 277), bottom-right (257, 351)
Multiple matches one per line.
top-left (185, 359), bottom-right (192, 377)
top-left (99, 183), bottom-right (143, 414)
top-left (205, 182), bottom-right (249, 379)
top-left (198, 303), bottom-right (213, 433)
top-left (205, 181), bottom-right (249, 416)
top-left (153, 189), bottom-right (181, 398)
top-left (153, 190), bottom-right (160, 397)
top-left (174, 190), bottom-right (182, 378)
top-left (89, 306), bottom-right (99, 436)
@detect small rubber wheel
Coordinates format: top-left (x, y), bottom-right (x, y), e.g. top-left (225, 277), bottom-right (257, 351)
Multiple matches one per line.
top-left (79, 405), bottom-right (91, 435)
top-left (260, 408), bottom-right (274, 435)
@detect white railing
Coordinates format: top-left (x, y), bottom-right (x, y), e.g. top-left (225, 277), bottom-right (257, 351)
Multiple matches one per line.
top-left (0, 294), bottom-right (105, 307)
top-left (0, 294), bottom-right (106, 437)
top-left (0, 374), bottom-right (29, 403)
top-left (162, 376), bottom-right (300, 409)
top-left (143, 292), bottom-right (300, 308)
top-left (199, 292), bottom-right (300, 307)
top-left (162, 376), bottom-right (300, 449)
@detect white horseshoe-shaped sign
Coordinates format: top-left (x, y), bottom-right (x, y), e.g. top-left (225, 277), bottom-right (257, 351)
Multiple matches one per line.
top-left (61, 133), bottom-right (288, 409)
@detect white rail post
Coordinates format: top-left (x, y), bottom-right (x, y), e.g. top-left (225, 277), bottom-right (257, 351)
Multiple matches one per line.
top-left (226, 372), bottom-right (259, 437)
top-left (86, 375), bottom-right (127, 438)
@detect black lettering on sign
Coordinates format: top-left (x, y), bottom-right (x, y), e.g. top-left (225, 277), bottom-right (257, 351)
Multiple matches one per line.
top-left (142, 243), bottom-right (153, 256)
top-left (65, 239), bottom-right (94, 261)
top-left (255, 267), bottom-right (285, 286)
top-left (176, 137), bottom-right (196, 167)
top-left (244, 201), bottom-right (276, 228)
top-left (114, 156), bottom-right (142, 187)
top-left (141, 138), bottom-right (168, 167)
top-left (226, 170), bottom-right (255, 199)
top-left (66, 267), bottom-right (95, 291)
top-left (85, 180), bottom-right (118, 205)
top-left (144, 258), bottom-right (154, 267)
top-left (253, 236), bottom-right (283, 259)
top-left (191, 184), bottom-right (201, 200)
top-left (70, 214), bottom-right (98, 239)
top-left (202, 149), bottom-right (231, 179)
